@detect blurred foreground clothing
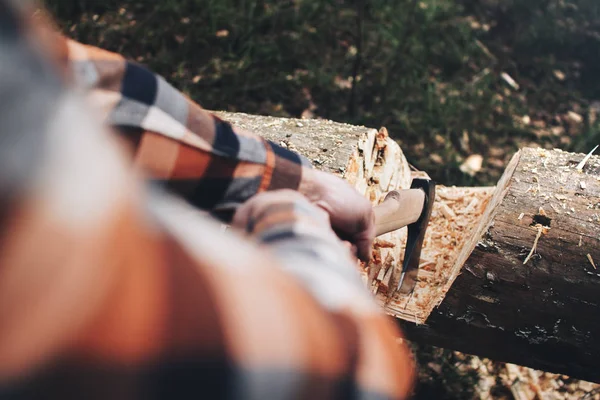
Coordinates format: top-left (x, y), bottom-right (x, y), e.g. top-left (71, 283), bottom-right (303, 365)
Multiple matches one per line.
top-left (60, 14), bottom-right (377, 261)
top-left (65, 28), bottom-right (313, 220)
top-left (0, 1), bottom-right (414, 399)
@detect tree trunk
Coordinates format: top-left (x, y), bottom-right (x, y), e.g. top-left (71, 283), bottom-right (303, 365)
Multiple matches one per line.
top-left (218, 112), bottom-right (600, 382)
top-left (403, 147), bottom-right (600, 382)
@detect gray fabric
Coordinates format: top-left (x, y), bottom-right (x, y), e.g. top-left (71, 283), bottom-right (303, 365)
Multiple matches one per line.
top-left (0, 9), bottom-right (59, 201)
top-left (71, 60), bottom-right (99, 89)
top-left (237, 134), bottom-right (267, 164)
top-left (220, 176), bottom-right (262, 208)
top-left (110, 97), bottom-right (150, 127)
top-left (154, 76), bottom-right (188, 126)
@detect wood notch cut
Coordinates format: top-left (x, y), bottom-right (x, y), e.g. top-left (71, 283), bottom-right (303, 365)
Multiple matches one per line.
top-left (379, 185), bottom-right (494, 324)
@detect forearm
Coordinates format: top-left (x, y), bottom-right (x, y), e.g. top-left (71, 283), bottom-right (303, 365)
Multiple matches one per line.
top-left (65, 39), bottom-right (314, 218)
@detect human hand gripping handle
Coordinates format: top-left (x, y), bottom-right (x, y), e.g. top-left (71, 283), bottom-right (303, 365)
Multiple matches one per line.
top-left (299, 168), bottom-right (433, 263)
top-left (299, 168), bottom-right (376, 261)
top-left (299, 168), bottom-right (436, 298)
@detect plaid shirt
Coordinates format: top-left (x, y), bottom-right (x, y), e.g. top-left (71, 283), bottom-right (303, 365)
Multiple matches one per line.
top-left (0, 2), bottom-right (414, 399)
top-left (65, 38), bottom-right (312, 221)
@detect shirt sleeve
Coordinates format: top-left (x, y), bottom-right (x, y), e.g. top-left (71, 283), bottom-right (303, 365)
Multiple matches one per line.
top-left (64, 39), bottom-right (312, 219)
top-left (0, 54), bottom-right (414, 400)
top-left (0, 7), bottom-right (414, 399)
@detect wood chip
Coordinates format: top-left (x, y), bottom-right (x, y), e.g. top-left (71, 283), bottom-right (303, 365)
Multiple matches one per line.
top-left (440, 202), bottom-right (457, 220)
top-left (587, 254), bottom-right (597, 269)
top-left (576, 145), bottom-right (599, 172)
top-left (419, 260), bottom-right (436, 269)
top-left (436, 256), bottom-right (444, 271)
top-left (377, 265), bottom-right (388, 281)
top-left (382, 266), bottom-right (394, 288)
top-left (372, 282), bottom-right (379, 295)
top-left (374, 239), bottom-right (396, 248)
top-left (437, 188), bottom-right (464, 201)
top-left (463, 198), bottom-right (479, 214)
top-left (580, 181), bottom-right (587, 190)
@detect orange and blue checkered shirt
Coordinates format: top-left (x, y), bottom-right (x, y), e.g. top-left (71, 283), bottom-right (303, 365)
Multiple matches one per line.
top-left (0, 1), bottom-right (414, 398)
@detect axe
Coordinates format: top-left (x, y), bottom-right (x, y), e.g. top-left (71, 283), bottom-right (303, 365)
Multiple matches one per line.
top-left (371, 178), bottom-right (435, 297)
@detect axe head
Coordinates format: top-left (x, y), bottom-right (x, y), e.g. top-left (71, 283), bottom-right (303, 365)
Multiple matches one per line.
top-left (392, 178), bottom-right (436, 297)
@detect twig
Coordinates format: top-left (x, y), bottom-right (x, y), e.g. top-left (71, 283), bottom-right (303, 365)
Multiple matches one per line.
top-left (501, 72), bottom-right (520, 90)
top-left (475, 39), bottom-right (496, 62)
top-left (523, 225), bottom-right (543, 265)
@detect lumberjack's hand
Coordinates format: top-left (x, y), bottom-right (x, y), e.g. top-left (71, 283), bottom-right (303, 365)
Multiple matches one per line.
top-left (299, 168), bottom-right (375, 262)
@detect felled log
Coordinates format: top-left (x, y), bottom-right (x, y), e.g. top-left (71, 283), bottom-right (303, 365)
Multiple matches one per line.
top-left (402, 147), bottom-right (600, 383)
top-left (216, 111), bottom-right (415, 299)
top-left (218, 112), bottom-right (600, 382)
top-left (217, 112), bottom-right (495, 322)
top-left (215, 111), bottom-right (412, 198)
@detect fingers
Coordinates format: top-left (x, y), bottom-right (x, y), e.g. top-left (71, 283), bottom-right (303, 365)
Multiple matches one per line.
top-left (237, 171), bottom-right (377, 263)
top-left (307, 170), bottom-right (376, 262)
top-left (353, 210), bottom-right (376, 262)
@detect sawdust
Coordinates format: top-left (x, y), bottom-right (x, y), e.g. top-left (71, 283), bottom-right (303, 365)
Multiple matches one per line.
top-left (462, 356), bottom-right (600, 400)
top-left (372, 185), bottom-right (494, 323)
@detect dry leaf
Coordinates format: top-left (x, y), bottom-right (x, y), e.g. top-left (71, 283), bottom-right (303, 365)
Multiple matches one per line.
top-left (553, 70), bottom-right (566, 81)
top-left (460, 154), bottom-right (483, 176)
top-left (567, 111), bottom-right (583, 124)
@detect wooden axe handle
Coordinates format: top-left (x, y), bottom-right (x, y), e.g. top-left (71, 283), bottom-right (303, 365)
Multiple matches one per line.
top-left (373, 189), bottom-right (425, 237)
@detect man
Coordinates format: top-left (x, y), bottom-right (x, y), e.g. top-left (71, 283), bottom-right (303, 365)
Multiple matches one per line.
top-left (0, 1), bottom-right (415, 398)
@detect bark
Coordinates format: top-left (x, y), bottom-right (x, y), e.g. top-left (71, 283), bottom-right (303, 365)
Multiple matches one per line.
top-left (219, 112), bottom-right (600, 382)
top-left (403, 148), bottom-right (600, 382)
